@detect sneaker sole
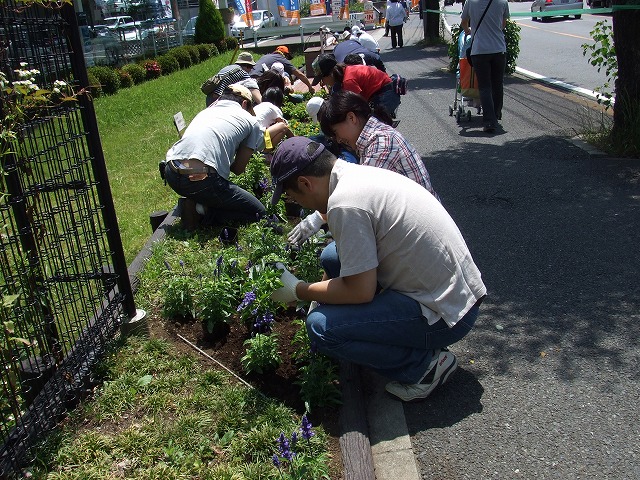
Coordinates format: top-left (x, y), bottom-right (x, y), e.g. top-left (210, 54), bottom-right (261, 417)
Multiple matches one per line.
top-left (385, 356), bottom-right (458, 402)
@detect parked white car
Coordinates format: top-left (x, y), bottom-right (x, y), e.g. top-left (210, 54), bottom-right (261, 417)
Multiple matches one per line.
top-left (230, 10), bottom-right (277, 38)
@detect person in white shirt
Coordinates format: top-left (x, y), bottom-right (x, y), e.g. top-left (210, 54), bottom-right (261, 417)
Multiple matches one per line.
top-left (252, 87), bottom-right (293, 149)
top-left (268, 137), bottom-right (486, 402)
top-left (351, 25), bottom-right (379, 53)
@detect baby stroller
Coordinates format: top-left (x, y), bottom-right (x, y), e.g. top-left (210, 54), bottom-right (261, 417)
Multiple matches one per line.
top-left (449, 32), bottom-right (481, 122)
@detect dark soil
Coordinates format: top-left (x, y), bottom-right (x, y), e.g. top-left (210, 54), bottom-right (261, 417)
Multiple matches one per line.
top-left (145, 305), bottom-right (345, 479)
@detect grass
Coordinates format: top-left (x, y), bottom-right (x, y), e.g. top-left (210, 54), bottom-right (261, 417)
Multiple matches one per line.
top-left (28, 337), bottom-right (331, 479)
top-left (23, 51), bottom-right (335, 478)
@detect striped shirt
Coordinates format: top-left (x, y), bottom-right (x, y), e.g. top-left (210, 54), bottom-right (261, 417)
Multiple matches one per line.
top-left (355, 116), bottom-right (439, 200)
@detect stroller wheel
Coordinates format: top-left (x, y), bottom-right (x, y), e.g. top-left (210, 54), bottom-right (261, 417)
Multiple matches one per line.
top-left (467, 110), bottom-right (472, 122)
top-left (449, 105), bottom-right (453, 116)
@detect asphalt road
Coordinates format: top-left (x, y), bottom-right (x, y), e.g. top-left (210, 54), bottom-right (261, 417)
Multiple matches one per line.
top-left (443, 1), bottom-right (611, 92)
top-left (375, 14), bottom-right (640, 480)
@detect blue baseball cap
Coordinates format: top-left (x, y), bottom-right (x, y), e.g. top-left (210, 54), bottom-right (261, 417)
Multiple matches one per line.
top-left (270, 137), bottom-right (325, 205)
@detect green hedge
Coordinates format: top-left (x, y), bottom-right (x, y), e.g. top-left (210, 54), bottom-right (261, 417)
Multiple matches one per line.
top-left (86, 40), bottom-right (232, 96)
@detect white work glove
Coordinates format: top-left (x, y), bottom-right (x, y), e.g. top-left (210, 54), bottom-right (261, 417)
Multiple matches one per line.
top-left (288, 211), bottom-right (324, 246)
top-left (271, 262), bottom-right (303, 303)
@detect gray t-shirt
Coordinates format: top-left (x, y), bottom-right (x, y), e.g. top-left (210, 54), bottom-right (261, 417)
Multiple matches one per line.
top-left (327, 160), bottom-right (486, 326)
top-left (461, 0), bottom-right (510, 55)
top-left (166, 100), bottom-right (264, 179)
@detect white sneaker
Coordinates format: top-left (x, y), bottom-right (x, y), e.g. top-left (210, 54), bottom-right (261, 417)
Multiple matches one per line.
top-left (385, 350), bottom-right (458, 402)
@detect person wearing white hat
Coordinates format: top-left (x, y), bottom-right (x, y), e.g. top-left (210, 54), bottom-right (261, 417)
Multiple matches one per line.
top-left (351, 25), bottom-right (380, 53)
top-left (305, 96), bottom-right (325, 124)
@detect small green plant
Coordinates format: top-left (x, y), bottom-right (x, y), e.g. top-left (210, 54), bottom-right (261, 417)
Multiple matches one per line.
top-left (117, 69), bottom-right (133, 88)
top-left (295, 354), bottom-right (342, 411)
top-left (582, 20), bottom-right (616, 110)
top-left (236, 260), bottom-right (282, 330)
top-left (241, 333), bottom-right (281, 374)
top-left (162, 261), bottom-right (194, 319)
top-left (196, 277), bottom-right (237, 334)
top-left (272, 415), bottom-right (331, 479)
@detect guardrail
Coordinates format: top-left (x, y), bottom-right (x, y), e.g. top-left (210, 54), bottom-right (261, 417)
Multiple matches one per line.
top-left (240, 20), bottom-right (354, 48)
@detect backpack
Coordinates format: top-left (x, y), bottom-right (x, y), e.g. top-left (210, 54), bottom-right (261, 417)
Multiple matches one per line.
top-left (390, 73), bottom-right (408, 95)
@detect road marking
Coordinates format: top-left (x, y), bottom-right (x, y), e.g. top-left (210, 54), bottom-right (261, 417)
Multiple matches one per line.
top-left (515, 21), bottom-right (591, 40)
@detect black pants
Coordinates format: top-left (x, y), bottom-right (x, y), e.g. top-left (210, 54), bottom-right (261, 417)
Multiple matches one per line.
top-left (390, 24), bottom-right (404, 48)
top-left (471, 52), bottom-right (506, 128)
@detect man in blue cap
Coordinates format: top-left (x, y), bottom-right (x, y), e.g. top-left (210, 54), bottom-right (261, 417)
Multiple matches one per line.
top-left (268, 136), bottom-right (486, 402)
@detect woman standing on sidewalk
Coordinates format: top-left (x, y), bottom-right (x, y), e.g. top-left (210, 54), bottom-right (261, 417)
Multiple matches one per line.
top-left (460, 0), bottom-right (510, 132)
top-left (386, 0), bottom-right (408, 48)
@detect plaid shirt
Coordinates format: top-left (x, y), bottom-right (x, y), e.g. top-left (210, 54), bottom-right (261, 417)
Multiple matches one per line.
top-left (356, 116), bottom-right (440, 201)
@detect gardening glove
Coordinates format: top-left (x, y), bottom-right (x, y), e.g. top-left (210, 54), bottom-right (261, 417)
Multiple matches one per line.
top-left (288, 211), bottom-right (324, 246)
top-left (271, 262), bottom-right (303, 303)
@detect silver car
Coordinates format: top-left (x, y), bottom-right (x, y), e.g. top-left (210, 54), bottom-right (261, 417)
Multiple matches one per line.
top-left (531, 0), bottom-right (583, 21)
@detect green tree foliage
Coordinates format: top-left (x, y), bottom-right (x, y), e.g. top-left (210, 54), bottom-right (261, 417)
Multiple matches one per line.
top-left (194, 0), bottom-right (225, 45)
top-left (448, 21), bottom-right (520, 75)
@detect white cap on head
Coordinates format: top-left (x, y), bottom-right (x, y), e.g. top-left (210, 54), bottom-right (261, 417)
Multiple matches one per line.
top-left (306, 96), bottom-right (325, 123)
top-left (271, 62), bottom-right (285, 75)
top-left (351, 25), bottom-right (362, 36)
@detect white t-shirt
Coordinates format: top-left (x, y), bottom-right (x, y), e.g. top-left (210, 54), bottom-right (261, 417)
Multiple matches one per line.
top-left (327, 160), bottom-right (486, 326)
top-left (253, 102), bottom-right (285, 129)
top-left (166, 100), bottom-right (264, 180)
top-left (355, 31), bottom-right (379, 53)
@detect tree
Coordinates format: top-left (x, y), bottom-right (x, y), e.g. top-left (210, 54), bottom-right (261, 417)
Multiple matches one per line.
top-left (194, 0), bottom-right (224, 45)
top-left (611, 0), bottom-right (640, 151)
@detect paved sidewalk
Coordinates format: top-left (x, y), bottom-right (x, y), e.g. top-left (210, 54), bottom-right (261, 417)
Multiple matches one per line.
top-left (361, 12), bottom-right (640, 480)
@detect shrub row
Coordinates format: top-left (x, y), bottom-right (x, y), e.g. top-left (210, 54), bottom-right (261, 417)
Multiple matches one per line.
top-left (87, 36), bottom-right (238, 97)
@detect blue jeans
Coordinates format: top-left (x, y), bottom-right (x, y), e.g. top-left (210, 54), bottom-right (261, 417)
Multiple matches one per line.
top-left (309, 241), bottom-right (481, 383)
top-left (371, 83), bottom-right (401, 119)
top-left (471, 52), bottom-right (506, 128)
top-left (165, 165), bottom-right (265, 227)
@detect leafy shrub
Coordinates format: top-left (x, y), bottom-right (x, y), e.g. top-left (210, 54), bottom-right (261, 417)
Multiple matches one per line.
top-left (295, 354), bottom-right (342, 409)
top-left (86, 70), bottom-right (103, 98)
top-left (121, 63), bottom-right (146, 84)
top-left (224, 35), bottom-right (238, 51)
top-left (195, 0), bottom-right (225, 45)
top-left (184, 44), bottom-right (200, 64)
top-left (87, 65), bottom-right (120, 95)
top-left (117, 69), bottom-right (133, 88)
top-left (168, 47), bottom-right (192, 69)
top-left (216, 37), bottom-right (228, 53)
top-left (196, 275), bottom-right (238, 334)
top-left (156, 54), bottom-right (180, 75)
top-left (448, 21), bottom-right (520, 75)
top-left (241, 333), bottom-right (281, 374)
top-left (163, 274), bottom-right (194, 319)
top-left (142, 60), bottom-right (162, 79)
top-left (208, 43), bottom-right (219, 57)
top-left (195, 43), bottom-right (212, 60)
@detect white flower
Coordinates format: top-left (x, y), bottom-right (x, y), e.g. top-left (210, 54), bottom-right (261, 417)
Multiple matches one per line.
top-left (19, 62), bottom-right (27, 67)
top-left (52, 87), bottom-right (60, 94)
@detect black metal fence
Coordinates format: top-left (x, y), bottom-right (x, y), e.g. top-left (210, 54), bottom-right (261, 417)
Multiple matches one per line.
top-left (0, 1), bottom-right (135, 475)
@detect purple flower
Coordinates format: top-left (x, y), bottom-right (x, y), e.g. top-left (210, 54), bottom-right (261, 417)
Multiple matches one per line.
top-left (300, 415), bottom-right (315, 441)
top-left (290, 431), bottom-right (298, 447)
top-left (253, 311), bottom-right (275, 333)
top-left (179, 260), bottom-right (185, 269)
top-left (163, 260), bottom-right (172, 271)
top-left (237, 290), bottom-right (256, 312)
top-left (278, 432), bottom-right (295, 462)
top-left (216, 255), bottom-right (223, 267)
top-left (272, 454), bottom-right (281, 468)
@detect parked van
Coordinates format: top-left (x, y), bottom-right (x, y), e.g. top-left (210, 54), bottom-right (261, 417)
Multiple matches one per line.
top-left (104, 15), bottom-right (135, 29)
top-left (230, 10), bottom-right (277, 38)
